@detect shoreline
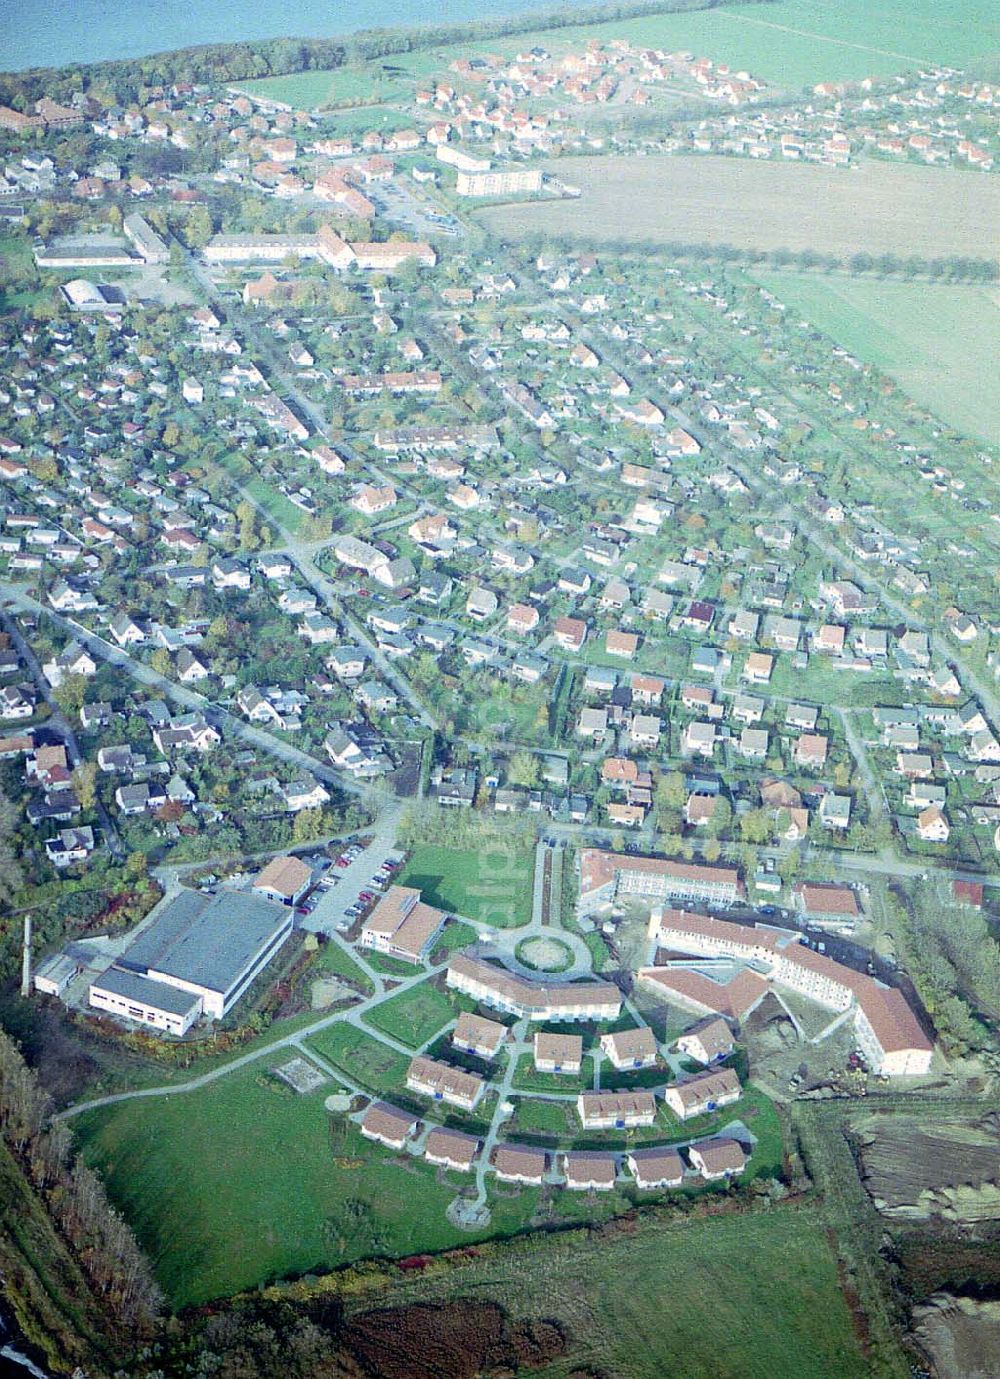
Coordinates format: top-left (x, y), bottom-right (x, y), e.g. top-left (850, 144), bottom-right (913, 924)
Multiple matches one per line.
top-left (0, 0), bottom-right (711, 78)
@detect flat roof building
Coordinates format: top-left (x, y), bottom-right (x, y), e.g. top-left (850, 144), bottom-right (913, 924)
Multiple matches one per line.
top-left (91, 888), bottom-right (293, 1028)
top-left (89, 965), bottom-right (202, 1037)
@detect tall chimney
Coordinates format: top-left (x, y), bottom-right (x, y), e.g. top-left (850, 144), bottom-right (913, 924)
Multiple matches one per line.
top-left (20, 913), bottom-right (31, 997)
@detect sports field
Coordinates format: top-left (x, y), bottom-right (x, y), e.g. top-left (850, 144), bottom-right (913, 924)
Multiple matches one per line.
top-left (478, 157), bottom-right (1000, 262)
top-left (752, 272), bottom-right (1000, 445)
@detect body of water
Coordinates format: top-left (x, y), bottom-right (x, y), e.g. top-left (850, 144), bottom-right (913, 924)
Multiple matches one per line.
top-left (0, 0), bottom-right (597, 72)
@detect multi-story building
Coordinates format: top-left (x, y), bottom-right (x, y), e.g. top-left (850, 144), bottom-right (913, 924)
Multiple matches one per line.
top-left (360, 886), bottom-right (448, 963)
top-left (406, 1055), bottom-right (485, 1111)
top-left (456, 168), bottom-right (543, 196)
top-left (452, 1011), bottom-right (508, 1060)
top-left (446, 955), bottom-right (621, 1022)
top-left (578, 850), bottom-right (743, 915)
top-left (663, 1068), bottom-right (741, 1121)
top-left (643, 909), bottom-right (932, 1077)
top-left (576, 1091), bottom-right (657, 1130)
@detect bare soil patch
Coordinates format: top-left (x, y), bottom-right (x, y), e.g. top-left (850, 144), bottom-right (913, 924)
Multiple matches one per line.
top-left (912, 1295), bottom-right (1000, 1379)
top-left (478, 157), bottom-right (1000, 260)
top-left (854, 1112), bottom-right (1000, 1219)
top-left (342, 1300), bottom-right (565, 1379)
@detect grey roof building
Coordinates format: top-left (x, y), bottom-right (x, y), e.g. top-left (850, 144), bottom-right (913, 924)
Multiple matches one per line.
top-left (101, 888), bottom-right (294, 1023)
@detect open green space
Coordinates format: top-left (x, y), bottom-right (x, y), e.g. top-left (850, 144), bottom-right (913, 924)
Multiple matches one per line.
top-left (482, 0), bottom-right (1000, 88)
top-left (233, 2), bottom-right (999, 110)
top-left (751, 272), bottom-right (1000, 446)
top-left (515, 934), bottom-right (574, 972)
top-left (235, 475), bottom-right (311, 537)
top-left (430, 918), bottom-right (479, 960)
top-left (511, 1053), bottom-right (594, 1096)
top-left (363, 977), bottom-right (458, 1049)
top-left (311, 939), bottom-right (375, 992)
top-left (234, 66), bottom-right (414, 110)
top-left (363, 1203), bottom-right (872, 1379)
top-left (398, 843), bottom-right (534, 928)
top-left (306, 1022), bottom-right (411, 1095)
top-left (73, 1073), bottom-right (476, 1307)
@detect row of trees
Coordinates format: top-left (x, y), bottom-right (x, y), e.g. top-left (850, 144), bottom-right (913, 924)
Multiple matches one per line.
top-left (506, 231), bottom-right (1000, 282)
top-left (879, 882), bottom-right (998, 1056)
top-left (0, 1026), bottom-right (162, 1334)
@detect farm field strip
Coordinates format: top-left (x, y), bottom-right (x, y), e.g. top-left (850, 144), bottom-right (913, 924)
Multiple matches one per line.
top-left (477, 157), bottom-right (1000, 262)
top-left (751, 272), bottom-right (1000, 446)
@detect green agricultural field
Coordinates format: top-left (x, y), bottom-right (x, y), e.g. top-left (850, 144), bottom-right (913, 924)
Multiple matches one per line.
top-left (363, 978), bottom-right (458, 1049)
top-left (752, 272), bottom-right (1000, 446)
top-left (523, 0), bottom-right (1000, 88)
top-left (233, 65), bottom-right (413, 110)
top-left (398, 844), bottom-right (534, 928)
top-left (361, 1204), bottom-right (873, 1379)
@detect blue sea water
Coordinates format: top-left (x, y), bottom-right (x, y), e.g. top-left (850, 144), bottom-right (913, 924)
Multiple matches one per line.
top-left (0, 0), bottom-right (597, 72)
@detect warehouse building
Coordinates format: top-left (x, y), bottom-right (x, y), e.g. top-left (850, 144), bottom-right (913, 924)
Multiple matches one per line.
top-left (89, 889), bottom-right (293, 1033)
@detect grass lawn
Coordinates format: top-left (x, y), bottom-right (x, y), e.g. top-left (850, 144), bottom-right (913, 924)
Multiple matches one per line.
top-left (752, 271), bottom-right (1000, 446)
top-left (237, 474), bottom-right (311, 537)
top-left (398, 844), bottom-right (534, 928)
top-left (74, 1076), bottom-right (477, 1307)
top-left (429, 919), bottom-right (479, 961)
top-left (511, 1053), bottom-right (595, 1096)
top-left (307, 1022), bottom-right (411, 1096)
top-left (363, 978), bottom-right (458, 1049)
top-left (234, 66), bottom-right (413, 110)
top-left (311, 939), bottom-right (375, 992)
top-left (372, 1202), bottom-right (873, 1379)
top-left (509, 1096), bottom-right (576, 1138)
top-left (363, 950), bottom-right (422, 978)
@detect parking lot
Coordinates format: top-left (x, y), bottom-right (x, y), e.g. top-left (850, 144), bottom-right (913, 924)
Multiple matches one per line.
top-left (297, 833), bottom-right (405, 938)
top-left (367, 181), bottom-right (465, 240)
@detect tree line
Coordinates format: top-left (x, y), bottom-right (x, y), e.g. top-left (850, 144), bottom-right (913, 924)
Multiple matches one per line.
top-left (0, 1026), bottom-right (162, 1335)
top-left (505, 231), bottom-right (1000, 283)
top-left (0, 0), bottom-right (749, 104)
